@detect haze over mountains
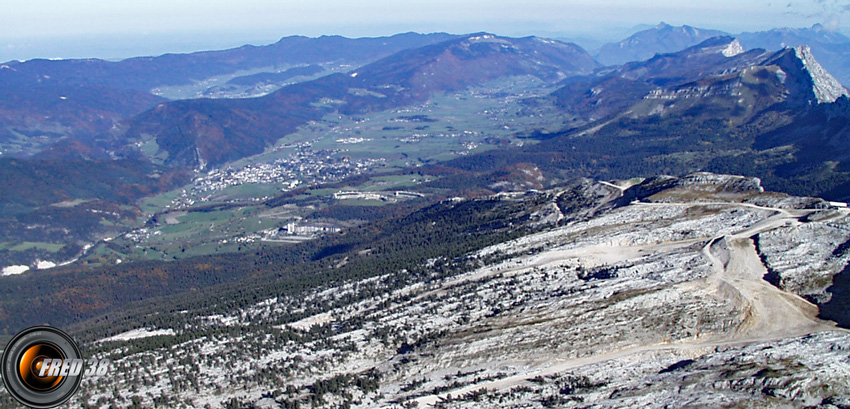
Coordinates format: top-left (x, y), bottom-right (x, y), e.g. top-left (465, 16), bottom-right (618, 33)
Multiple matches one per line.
top-left (594, 23), bottom-right (729, 66)
top-left (2, 24), bottom-right (850, 408)
top-left (594, 22), bottom-right (850, 87)
top-left (0, 33), bottom-right (458, 158)
top-left (122, 34), bottom-right (599, 169)
top-left (1, 25), bottom-right (850, 271)
top-left (0, 33), bottom-right (458, 92)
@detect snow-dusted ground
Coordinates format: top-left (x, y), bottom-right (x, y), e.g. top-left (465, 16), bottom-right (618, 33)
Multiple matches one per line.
top-left (426, 331), bottom-right (850, 408)
top-left (283, 312), bottom-right (333, 331)
top-left (36, 260), bottom-right (56, 269)
top-left (65, 177), bottom-right (850, 408)
top-left (98, 328), bottom-right (176, 343)
top-left (757, 210), bottom-right (850, 303)
top-left (2, 265), bottom-right (29, 276)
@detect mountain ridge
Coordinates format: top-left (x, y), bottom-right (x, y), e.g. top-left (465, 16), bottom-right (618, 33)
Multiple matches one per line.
top-left (2, 29), bottom-right (850, 273)
top-left (0, 32), bottom-right (459, 92)
top-left (595, 23), bottom-right (730, 66)
top-left (596, 23), bottom-right (850, 86)
top-left (4, 172), bottom-right (847, 408)
top-left (0, 33), bottom-right (463, 160)
top-left (118, 33), bottom-right (600, 169)
top-left (1, 29), bottom-right (850, 409)
top-left (767, 45), bottom-right (849, 103)
top-left (426, 36), bottom-right (850, 204)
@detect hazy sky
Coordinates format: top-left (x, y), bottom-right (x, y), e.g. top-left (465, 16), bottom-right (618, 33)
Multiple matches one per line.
top-left (1, 0), bottom-right (847, 61)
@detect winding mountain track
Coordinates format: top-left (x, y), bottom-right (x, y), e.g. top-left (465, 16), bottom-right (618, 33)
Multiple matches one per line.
top-left (700, 208), bottom-right (841, 341)
top-left (629, 201), bottom-right (845, 342)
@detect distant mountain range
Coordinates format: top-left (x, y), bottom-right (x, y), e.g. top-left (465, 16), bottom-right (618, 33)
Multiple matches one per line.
top-left (4, 31), bottom-right (850, 198)
top-left (737, 24), bottom-right (850, 87)
top-left (594, 23), bottom-right (850, 87)
top-left (0, 32), bottom-right (458, 92)
top-left (562, 37), bottom-right (847, 114)
top-left (4, 26), bottom-right (850, 162)
top-left (437, 37), bottom-right (850, 200)
top-left (595, 23), bottom-right (728, 66)
top-left (0, 33), bottom-right (458, 157)
top-left (3, 28), bottom-right (850, 409)
top-left (3, 29), bottom-right (850, 270)
top-left (118, 34), bottom-right (599, 169)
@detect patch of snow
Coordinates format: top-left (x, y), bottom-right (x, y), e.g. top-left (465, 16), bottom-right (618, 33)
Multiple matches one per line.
top-left (283, 312), bottom-right (333, 331)
top-left (36, 260), bottom-right (56, 270)
top-left (2, 265), bottom-right (30, 276)
top-left (468, 34), bottom-right (496, 42)
top-left (350, 72), bottom-right (358, 78)
top-left (200, 314), bottom-right (241, 326)
top-left (98, 328), bottom-right (175, 343)
top-left (775, 67), bottom-right (787, 84)
top-left (721, 39), bottom-right (744, 57)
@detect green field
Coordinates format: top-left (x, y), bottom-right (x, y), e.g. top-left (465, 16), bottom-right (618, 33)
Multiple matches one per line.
top-left (139, 187), bottom-right (190, 213)
top-left (114, 76), bottom-right (567, 262)
top-left (0, 241), bottom-right (65, 252)
top-left (97, 201), bottom-right (299, 262)
top-left (335, 198), bottom-right (392, 206)
top-left (244, 77), bottom-right (560, 170)
top-left (358, 174), bottom-right (433, 191)
top-left (207, 183), bottom-right (285, 201)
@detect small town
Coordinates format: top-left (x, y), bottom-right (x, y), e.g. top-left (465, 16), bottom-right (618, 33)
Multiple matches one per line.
top-left (169, 145), bottom-right (387, 208)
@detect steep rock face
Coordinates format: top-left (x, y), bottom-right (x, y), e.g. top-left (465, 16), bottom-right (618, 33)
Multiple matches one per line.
top-left (553, 37), bottom-right (771, 119)
top-left (793, 46), bottom-right (850, 103)
top-left (720, 39), bottom-right (745, 57)
top-left (756, 210), bottom-right (850, 326)
top-left (596, 23), bottom-right (850, 87)
top-left (737, 24), bottom-right (850, 87)
top-left (763, 45), bottom-right (850, 104)
top-left (557, 37), bottom-right (849, 119)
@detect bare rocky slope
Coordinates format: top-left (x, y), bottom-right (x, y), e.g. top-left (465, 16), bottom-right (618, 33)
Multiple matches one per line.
top-left (28, 173), bottom-right (847, 409)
